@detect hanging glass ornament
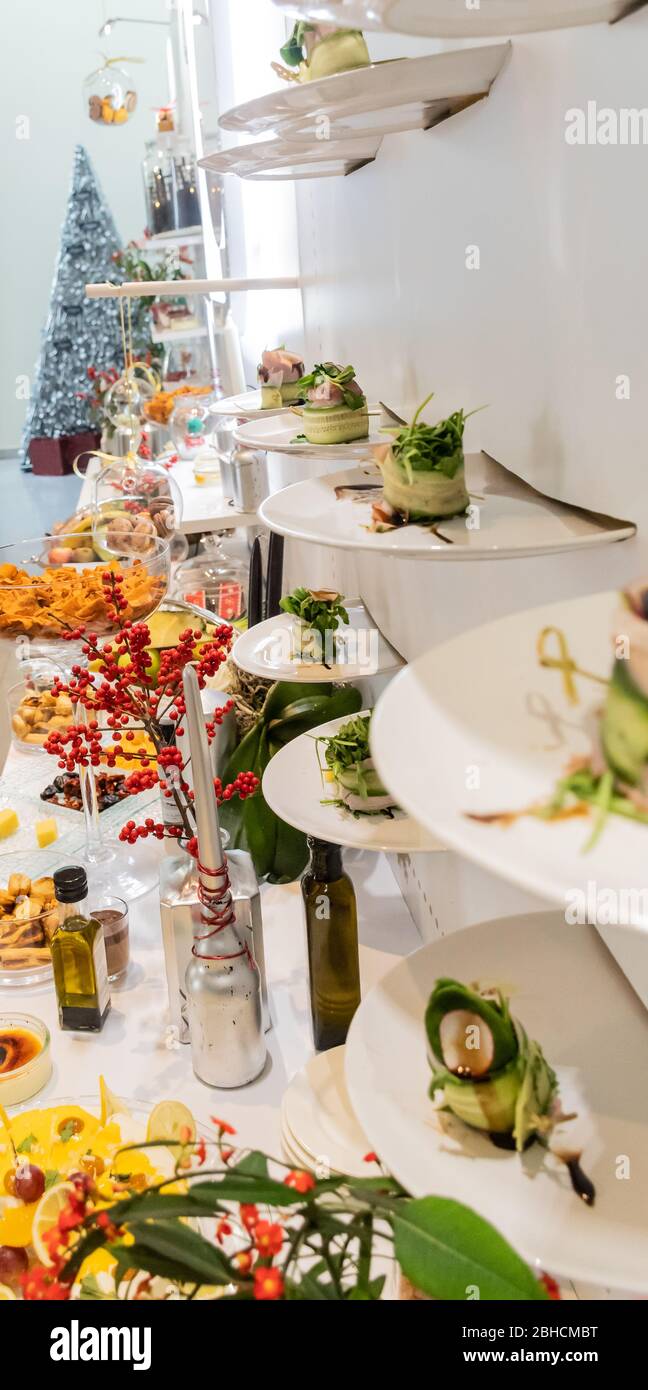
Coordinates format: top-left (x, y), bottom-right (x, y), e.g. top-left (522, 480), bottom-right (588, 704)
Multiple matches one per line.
top-left (84, 57), bottom-right (140, 127)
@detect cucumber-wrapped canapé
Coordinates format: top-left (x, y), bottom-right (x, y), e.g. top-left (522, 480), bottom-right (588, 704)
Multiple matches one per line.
top-left (278, 23), bottom-right (370, 83)
top-left (425, 979), bottom-right (557, 1153)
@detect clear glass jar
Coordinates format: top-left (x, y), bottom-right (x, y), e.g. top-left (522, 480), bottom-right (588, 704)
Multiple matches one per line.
top-left (91, 458), bottom-right (182, 560)
top-left (170, 400), bottom-right (215, 460)
top-left (143, 137), bottom-right (175, 234)
top-left (172, 535), bottom-right (248, 623)
top-left (171, 144), bottom-right (201, 230)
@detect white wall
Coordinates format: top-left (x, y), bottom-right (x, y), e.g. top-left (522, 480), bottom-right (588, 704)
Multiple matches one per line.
top-left (292, 13), bottom-right (648, 536)
top-left (0, 0), bottom-right (170, 451)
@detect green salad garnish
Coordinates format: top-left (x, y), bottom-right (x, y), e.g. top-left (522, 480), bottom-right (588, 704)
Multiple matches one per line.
top-left (279, 587), bottom-right (349, 640)
top-left (298, 363), bottom-right (367, 411)
top-left (280, 21), bottom-right (316, 67)
top-left (320, 713), bottom-right (372, 779)
top-left (389, 392), bottom-right (484, 485)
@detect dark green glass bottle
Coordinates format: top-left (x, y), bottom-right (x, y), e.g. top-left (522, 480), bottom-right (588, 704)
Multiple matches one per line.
top-left (301, 837), bottom-right (361, 1051)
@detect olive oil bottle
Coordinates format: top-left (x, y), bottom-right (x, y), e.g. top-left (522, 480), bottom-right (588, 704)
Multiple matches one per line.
top-left (51, 866), bottom-right (111, 1032)
top-left (301, 838), bottom-right (361, 1051)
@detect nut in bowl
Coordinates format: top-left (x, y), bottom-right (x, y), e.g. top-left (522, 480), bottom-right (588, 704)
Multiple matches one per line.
top-left (9, 680), bottom-right (73, 754)
top-left (0, 852), bottom-right (67, 987)
top-left (0, 534), bottom-right (170, 643)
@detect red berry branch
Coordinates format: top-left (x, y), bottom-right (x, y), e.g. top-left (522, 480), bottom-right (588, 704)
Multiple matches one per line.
top-left (43, 571), bottom-right (259, 846)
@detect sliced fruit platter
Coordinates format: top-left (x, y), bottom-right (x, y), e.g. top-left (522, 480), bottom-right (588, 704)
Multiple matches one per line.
top-left (0, 1080), bottom-right (202, 1300)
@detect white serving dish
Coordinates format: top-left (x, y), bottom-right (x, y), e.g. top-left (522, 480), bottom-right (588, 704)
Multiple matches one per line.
top-left (258, 452), bottom-right (636, 558)
top-left (219, 46), bottom-right (509, 142)
top-left (262, 709), bottom-right (441, 852)
top-left (199, 136), bottom-right (382, 181)
top-left (371, 588), bottom-right (648, 926)
top-left (234, 414), bottom-right (384, 459)
top-left (345, 911), bottom-right (648, 1292)
top-left (231, 599), bottom-right (402, 682)
top-left (271, 0), bottom-right (633, 37)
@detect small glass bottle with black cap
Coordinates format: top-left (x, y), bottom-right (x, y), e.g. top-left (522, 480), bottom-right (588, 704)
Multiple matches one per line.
top-left (51, 866), bottom-right (111, 1032)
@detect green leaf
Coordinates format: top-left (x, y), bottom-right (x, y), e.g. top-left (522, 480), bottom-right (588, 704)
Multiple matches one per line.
top-left (44, 1169), bottom-right (60, 1190)
top-left (233, 1150), bottom-right (269, 1179)
top-left (189, 1174), bottom-right (306, 1205)
top-left (112, 1220), bottom-right (234, 1285)
top-left (16, 1133), bottom-right (37, 1154)
top-left (58, 1120), bottom-right (77, 1144)
top-left (78, 1274), bottom-right (118, 1301)
top-left (392, 1197), bottom-right (547, 1302)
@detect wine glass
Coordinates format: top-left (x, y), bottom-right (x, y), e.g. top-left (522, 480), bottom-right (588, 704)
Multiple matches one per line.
top-left (0, 534), bottom-right (170, 899)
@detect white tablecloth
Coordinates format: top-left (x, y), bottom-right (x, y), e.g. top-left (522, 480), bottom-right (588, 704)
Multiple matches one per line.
top-left (2, 840), bottom-right (419, 1150)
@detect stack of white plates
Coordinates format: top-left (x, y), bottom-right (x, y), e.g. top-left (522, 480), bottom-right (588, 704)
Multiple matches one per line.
top-left (280, 1046), bottom-right (372, 1179)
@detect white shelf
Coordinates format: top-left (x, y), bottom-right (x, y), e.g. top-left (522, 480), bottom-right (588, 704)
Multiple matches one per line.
top-left (271, 0), bottom-right (643, 37)
top-left (150, 323), bottom-right (208, 344)
top-left (136, 228), bottom-right (204, 254)
top-left (200, 136), bottom-right (381, 181)
top-left (218, 46), bottom-right (510, 143)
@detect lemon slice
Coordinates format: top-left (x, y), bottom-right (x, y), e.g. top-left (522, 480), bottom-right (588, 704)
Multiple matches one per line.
top-left (32, 1182), bottom-right (75, 1266)
top-left (99, 1076), bottom-right (129, 1126)
top-left (0, 1283), bottom-right (17, 1300)
top-left (146, 1101), bottom-right (196, 1149)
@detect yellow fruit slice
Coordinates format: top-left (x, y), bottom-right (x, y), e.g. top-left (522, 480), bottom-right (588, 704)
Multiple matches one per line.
top-left (32, 1181), bottom-right (75, 1266)
top-left (0, 1197), bottom-right (37, 1247)
top-left (146, 1101), bottom-right (196, 1149)
top-left (99, 1076), bottom-right (129, 1127)
top-left (0, 1283), bottom-right (17, 1300)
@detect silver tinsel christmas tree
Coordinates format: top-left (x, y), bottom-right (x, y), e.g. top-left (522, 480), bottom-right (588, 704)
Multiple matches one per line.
top-left (20, 145), bottom-right (124, 469)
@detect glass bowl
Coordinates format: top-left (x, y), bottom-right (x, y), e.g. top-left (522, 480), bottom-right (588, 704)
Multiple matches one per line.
top-left (0, 1012), bottom-right (52, 1104)
top-left (0, 534), bottom-right (170, 644)
top-left (0, 850), bottom-right (70, 988)
top-left (91, 459), bottom-right (182, 561)
top-left (8, 677), bottom-right (74, 756)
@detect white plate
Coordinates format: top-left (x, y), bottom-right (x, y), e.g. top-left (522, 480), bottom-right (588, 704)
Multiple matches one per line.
top-left (371, 589), bottom-right (648, 925)
top-left (234, 414), bottom-right (384, 459)
top-left (210, 392), bottom-right (383, 421)
top-left (199, 136), bottom-right (381, 181)
top-left (262, 709), bottom-right (441, 852)
top-left (219, 47), bottom-right (509, 142)
top-left (345, 912), bottom-right (648, 1292)
top-left (281, 1047), bottom-right (371, 1177)
top-left (271, 0), bottom-right (631, 37)
top-left (259, 454), bottom-right (636, 558)
top-left (231, 600), bottom-right (403, 682)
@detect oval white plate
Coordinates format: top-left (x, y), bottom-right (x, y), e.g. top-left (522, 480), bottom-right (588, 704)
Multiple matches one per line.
top-left (271, 0), bottom-right (629, 38)
top-left (218, 47), bottom-right (509, 142)
top-left (200, 136), bottom-right (380, 181)
top-left (345, 912), bottom-right (648, 1292)
top-left (371, 589), bottom-right (648, 925)
top-left (281, 1046), bottom-right (371, 1177)
top-left (234, 414), bottom-right (384, 459)
top-left (259, 456), bottom-right (635, 559)
top-left (231, 600), bottom-right (402, 682)
top-left (210, 393), bottom-right (383, 422)
top-left (262, 709), bottom-right (441, 852)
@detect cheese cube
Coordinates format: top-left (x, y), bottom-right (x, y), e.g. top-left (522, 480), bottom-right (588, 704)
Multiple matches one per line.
top-left (36, 818), bottom-right (58, 848)
top-left (0, 809), bottom-right (19, 840)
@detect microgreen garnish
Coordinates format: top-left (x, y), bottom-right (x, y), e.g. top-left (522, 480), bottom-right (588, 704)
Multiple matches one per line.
top-left (297, 363), bottom-right (366, 411)
top-left (16, 1133), bottom-right (37, 1154)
